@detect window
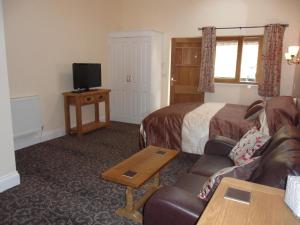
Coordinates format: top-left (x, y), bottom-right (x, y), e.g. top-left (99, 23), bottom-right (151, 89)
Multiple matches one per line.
top-left (214, 36), bottom-right (263, 83)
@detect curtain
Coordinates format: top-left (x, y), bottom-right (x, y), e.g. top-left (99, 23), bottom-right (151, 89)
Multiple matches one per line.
top-left (198, 26), bottom-right (216, 93)
top-left (258, 24), bottom-right (285, 97)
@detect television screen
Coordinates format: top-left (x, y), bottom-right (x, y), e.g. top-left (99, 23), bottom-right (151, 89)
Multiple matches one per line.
top-left (73, 63), bottom-right (101, 90)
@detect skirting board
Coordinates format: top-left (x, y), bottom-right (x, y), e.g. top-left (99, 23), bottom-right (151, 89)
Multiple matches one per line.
top-left (14, 116), bottom-right (106, 150)
top-left (0, 171), bottom-right (20, 193)
top-left (14, 128), bottom-right (66, 151)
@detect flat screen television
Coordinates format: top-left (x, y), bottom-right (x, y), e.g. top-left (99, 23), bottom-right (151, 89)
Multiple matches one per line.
top-left (73, 63), bottom-right (101, 91)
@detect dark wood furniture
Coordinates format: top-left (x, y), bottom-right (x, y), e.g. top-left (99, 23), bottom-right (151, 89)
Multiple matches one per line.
top-left (63, 89), bottom-right (111, 136)
top-left (101, 145), bottom-right (179, 223)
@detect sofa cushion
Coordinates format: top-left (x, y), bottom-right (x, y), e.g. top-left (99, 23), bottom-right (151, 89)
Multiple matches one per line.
top-left (250, 139), bottom-right (300, 189)
top-left (204, 136), bottom-right (237, 156)
top-left (229, 127), bottom-right (270, 165)
top-left (189, 155), bottom-right (234, 177)
top-left (198, 157), bottom-right (261, 201)
top-left (174, 173), bottom-right (208, 195)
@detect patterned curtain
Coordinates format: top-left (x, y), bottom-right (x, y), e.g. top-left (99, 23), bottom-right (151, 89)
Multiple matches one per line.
top-left (258, 24), bottom-right (285, 97)
top-left (198, 26), bottom-right (216, 93)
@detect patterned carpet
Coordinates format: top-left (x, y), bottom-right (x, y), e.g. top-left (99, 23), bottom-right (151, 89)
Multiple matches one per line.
top-left (0, 122), bottom-right (198, 225)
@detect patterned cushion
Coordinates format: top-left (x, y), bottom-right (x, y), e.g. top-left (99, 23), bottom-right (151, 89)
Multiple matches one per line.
top-left (198, 157), bottom-right (261, 201)
top-left (229, 127), bottom-right (270, 165)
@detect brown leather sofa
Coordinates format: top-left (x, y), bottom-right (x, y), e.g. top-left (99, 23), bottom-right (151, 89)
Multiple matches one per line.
top-left (143, 125), bottom-right (300, 225)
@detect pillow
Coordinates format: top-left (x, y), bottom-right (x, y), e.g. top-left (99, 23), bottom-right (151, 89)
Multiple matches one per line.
top-left (247, 100), bottom-right (264, 112)
top-left (244, 103), bottom-right (264, 120)
top-left (258, 109), bottom-right (270, 136)
top-left (198, 157), bottom-right (261, 201)
top-left (229, 127), bottom-right (270, 166)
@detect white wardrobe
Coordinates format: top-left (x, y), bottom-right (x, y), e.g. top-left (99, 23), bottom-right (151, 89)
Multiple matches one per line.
top-left (109, 30), bottom-right (163, 124)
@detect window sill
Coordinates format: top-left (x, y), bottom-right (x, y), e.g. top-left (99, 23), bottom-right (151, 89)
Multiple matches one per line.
top-left (214, 82), bottom-right (258, 87)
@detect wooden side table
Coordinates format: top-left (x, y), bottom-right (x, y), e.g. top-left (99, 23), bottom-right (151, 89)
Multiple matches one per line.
top-left (63, 89), bottom-right (111, 136)
top-left (197, 177), bottom-right (300, 225)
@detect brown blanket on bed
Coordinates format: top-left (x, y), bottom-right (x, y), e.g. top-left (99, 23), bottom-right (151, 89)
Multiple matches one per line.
top-left (140, 102), bottom-right (201, 150)
top-left (209, 104), bottom-right (260, 141)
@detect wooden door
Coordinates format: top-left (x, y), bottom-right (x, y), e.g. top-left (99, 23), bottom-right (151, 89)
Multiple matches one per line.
top-left (170, 38), bottom-right (204, 104)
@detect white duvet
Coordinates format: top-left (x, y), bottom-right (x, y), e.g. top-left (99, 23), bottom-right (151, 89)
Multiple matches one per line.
top-left (181, 102), bottom-right (225, 155)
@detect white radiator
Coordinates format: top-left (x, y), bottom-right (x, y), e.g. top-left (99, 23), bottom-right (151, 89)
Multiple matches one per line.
top-left (10, 96), bottom-right (42, 138)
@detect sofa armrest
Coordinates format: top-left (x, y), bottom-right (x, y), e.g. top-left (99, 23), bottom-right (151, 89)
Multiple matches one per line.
top-left (204, 136), bottom-right (237, 156)
top-left (143, 186), bottom-right (206, 225)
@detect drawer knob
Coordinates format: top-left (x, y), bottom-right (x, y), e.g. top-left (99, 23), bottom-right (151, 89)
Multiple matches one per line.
top-left (86, 97), bottom-right (91, 101)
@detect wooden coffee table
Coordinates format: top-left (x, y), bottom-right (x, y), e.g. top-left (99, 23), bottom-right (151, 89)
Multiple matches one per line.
top-left (101, 145), bottom-right (179, 223)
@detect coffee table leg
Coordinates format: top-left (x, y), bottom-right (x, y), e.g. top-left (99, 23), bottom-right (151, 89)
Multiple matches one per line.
top-left (116, 186), bottom-right (143, 223)
top-left (153, 172), bottom-right (160, 188)
top-left (125, 186), bottom-right (134, 211)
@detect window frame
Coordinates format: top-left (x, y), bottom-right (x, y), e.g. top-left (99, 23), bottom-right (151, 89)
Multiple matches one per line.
top-left (214, 35), bottom-right (263, 84)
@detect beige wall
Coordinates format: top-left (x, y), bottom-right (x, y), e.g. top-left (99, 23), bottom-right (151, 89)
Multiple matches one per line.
top-left (119, 0), bottom-right (300, 105)
top-left (3, 0), bottom-right (121, 133)
top-left (292, 34), bottom-right (300, 100)
top-left (0, 0), bottom-right (18, 188)
top-left (294, 64), bottom-right (300, 108)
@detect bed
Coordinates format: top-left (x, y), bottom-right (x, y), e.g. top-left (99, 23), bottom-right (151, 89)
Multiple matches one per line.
top-left (140, 96), bottom-right (299, 155)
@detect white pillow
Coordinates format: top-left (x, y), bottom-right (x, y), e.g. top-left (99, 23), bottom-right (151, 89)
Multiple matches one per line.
top-left (258, 110), bottom-right (270, 136)
top-left (229, 127), bottom-right (270, 166)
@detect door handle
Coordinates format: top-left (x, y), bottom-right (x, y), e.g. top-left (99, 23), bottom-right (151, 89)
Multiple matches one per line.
top-left (171, 77), bottom-right (177, 82)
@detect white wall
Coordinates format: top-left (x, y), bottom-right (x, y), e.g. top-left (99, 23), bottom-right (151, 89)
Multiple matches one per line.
top-left (3, 0), bottom-right (122, 147)
top-left (119, 0), bottom-right (300, 105)
top-left (0, 0), bottom-right (19, 192)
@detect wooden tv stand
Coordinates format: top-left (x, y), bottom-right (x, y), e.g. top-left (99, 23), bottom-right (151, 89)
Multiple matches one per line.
top-left (63, 89), bottom-right (111, 136)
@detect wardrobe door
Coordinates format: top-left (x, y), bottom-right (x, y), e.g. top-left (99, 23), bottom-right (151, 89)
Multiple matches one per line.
top-left (110, 35), bottom-right (155, 124)
top-left (129, 37), bottom-right (151, 123)
top-left (110, 38), bottom-right (132, 123)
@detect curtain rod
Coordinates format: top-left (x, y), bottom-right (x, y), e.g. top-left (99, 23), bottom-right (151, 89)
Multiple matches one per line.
top-left (198, 24), bottom-right (289, 31)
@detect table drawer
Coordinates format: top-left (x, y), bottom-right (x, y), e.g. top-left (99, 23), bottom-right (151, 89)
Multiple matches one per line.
top-left (96, 94), bottom-right (105, 102)
top-left (79, 94), bottom-right (106, 105)
top-left (80, 96), bottom-right (95, 104)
